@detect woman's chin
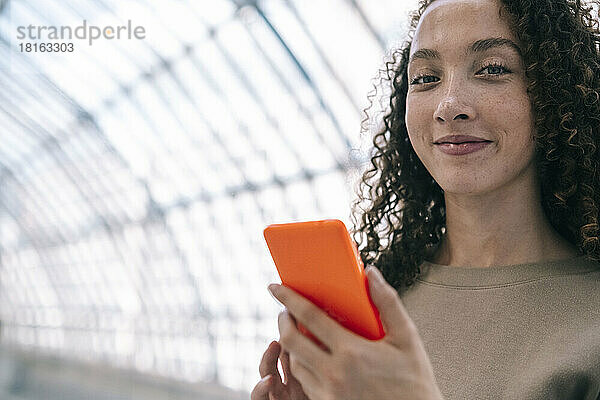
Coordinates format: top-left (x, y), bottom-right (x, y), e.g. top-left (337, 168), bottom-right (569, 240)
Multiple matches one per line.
top-left (436, 176), bottom-right (497, 196)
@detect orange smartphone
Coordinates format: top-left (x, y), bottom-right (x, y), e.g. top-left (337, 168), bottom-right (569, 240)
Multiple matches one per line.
top-left (263, 219), bottom-right (384, 341)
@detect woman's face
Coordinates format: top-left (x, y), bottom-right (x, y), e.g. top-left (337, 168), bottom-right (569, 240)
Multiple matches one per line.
top-left (405, 0), bottom-right (536, 195)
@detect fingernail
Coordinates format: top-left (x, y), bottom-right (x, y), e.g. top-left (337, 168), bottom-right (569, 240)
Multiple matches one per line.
top-left (268, 284), bottom-right (282, 305)
top-left (260, 374), bottom-right (272, 383)
top-left (268, 284), bottom-right (280, 296)
top-left (367, 266), bottom-right (383, 284)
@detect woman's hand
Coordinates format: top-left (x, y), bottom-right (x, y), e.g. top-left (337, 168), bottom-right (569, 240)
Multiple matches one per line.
top-left (268, 266), bottom-right (444, 400)
top-left (251, 340), bottom-right (310, 400)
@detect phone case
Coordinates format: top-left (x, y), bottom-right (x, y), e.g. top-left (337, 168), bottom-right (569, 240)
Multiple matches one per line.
top-left (263, 219), bottom-right (384, 341)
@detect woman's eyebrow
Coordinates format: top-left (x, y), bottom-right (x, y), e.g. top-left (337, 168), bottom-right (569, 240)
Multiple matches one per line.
top-left (408, 37), bottom-right (522, 65)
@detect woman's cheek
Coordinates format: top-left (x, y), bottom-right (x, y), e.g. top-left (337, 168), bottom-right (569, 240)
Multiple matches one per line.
top-left (405, 96), bottom-right (431, 145)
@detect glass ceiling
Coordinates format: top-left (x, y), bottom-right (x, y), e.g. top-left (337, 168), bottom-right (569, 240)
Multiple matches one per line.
top-left (0, 0), bottom-right (416, 393)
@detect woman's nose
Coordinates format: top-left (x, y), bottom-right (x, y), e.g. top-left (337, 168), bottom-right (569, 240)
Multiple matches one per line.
top-left (433, 95), bottom-right (476, 123)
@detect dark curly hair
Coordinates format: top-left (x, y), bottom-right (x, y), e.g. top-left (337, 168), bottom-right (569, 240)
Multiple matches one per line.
top-left (350, 0), bottom-right (600, 292)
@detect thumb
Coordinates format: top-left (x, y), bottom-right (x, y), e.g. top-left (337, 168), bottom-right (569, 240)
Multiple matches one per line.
top-left (366, 266), bottom-right (416, 347)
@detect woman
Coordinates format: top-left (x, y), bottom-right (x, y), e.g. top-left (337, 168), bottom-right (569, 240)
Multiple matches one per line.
top-left (252, 0), bottom-right (600, 398)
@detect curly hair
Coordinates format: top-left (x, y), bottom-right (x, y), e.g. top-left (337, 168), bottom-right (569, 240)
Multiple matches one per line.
top-left (350, 0), bottom-right (600, 292)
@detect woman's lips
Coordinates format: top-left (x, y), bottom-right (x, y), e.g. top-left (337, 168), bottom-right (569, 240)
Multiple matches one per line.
top-left (435, 141), bottom-right (492, 155)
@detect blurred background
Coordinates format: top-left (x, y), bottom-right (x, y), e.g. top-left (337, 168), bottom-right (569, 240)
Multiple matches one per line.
top-left (0, 0), bottom-right (417, 398)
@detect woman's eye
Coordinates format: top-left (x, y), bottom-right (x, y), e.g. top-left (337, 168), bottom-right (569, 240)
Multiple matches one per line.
top-left (410, 75), bottom-right (439, 85)
top-left (478, 64), bottom-right (511, 76)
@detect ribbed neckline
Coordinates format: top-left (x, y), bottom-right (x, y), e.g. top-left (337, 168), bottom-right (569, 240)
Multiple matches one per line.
top-left (416, 255), bottom-right (599, 287)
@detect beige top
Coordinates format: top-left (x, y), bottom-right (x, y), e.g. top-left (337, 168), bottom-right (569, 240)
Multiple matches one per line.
top-left (400, 255), bottom-right (600, 400)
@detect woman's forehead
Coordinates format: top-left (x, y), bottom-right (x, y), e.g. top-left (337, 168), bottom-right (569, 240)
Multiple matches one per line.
top-left (412, 0), bottom-right (516, 52)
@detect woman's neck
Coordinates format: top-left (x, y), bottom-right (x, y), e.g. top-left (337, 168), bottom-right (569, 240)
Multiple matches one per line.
top-left (430, 180), bottom-right (579, 268)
